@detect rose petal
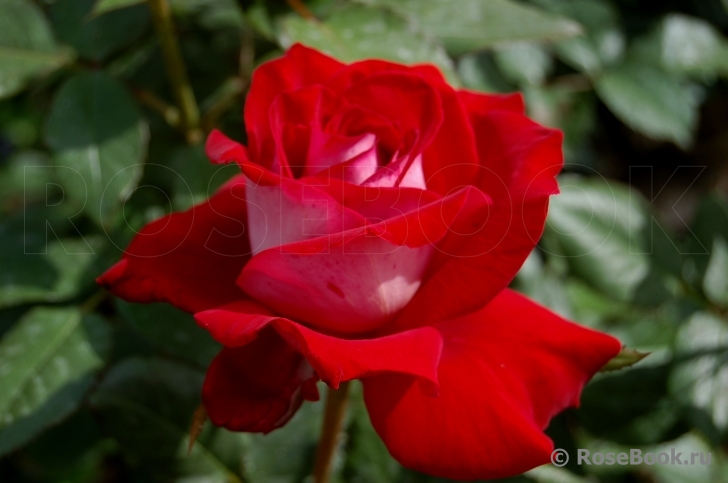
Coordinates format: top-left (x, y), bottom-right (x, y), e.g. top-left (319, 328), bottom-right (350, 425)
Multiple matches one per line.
top-left (195, 301), bottom-right (443, 392)
top-left (96, 175), bottom-right (250, 313)
top-left (202, 327), bottom-right (319, 433)
top-left (420, 81), bottom-right (481, 196)
top-left (269, 85), bottom-right (380, 179)
top-left (236, 182), bottom-right (479, 333)
top-left (239, 239), bottom-right (434, 333)
top-left (342, 71), bottom-right (444, 161)
top-left (458, 89), bottom-right (526, 115)
top-left (244, 44), bottom-right (345, 173)
top-left (325, 59), bottom-right (481, 196)
top-left (362, 154), bottom-right (426, 190)
top-left (363, 289), bottom-right (621, 480)
top-left (395, 110), bottom-right (562, 329)
top-left (245, 174), bottom-right (366, 256)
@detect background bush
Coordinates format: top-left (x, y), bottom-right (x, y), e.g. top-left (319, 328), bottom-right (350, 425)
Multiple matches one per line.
top-left (1, 0), bottom-right (728, 482)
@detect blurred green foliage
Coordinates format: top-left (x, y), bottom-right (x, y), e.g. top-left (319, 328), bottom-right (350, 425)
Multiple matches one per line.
top-left (1, 0), bottom-right (728, 482)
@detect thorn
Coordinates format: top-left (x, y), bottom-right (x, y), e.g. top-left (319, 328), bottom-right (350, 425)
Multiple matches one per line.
top-left (188, 404), bottom-right (208, 454)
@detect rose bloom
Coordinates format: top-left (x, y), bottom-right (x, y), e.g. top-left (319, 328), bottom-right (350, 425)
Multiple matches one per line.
top-left (99, 45), bottom-right (620, 480)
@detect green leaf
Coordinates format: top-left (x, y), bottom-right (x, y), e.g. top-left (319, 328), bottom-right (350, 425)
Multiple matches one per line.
top-left (0, 240), bottom-right (99, 310)
top-left (0, 211), bottom-right (101, 309)
top-left (246, 0), bottom-right (276, 40)
top-left (277, 4), bottom-right (456, 83)
top-left (580, 362), bottom-right (675, 445)
top-left (90, 357), bottom-right (244, 482)
top-left (658, 14), bottom-right (728, 77)
top-left (538, 0), bottom-right (625, 75)
top-left (368, 0), bottom-right (582, 56)
top-left (50, 0), bottom-right (150, 62)
top-left (688, 193), bottom-right (728, 278)
top-left (244, 396), bottom-right (323, 483)
top-left (45, 71), bottom-right (148, 229)
top-left (169, 144), bottom-right (237, 211)
top-left (703, 238), bottom-right (728, 307)
top-left (526, 464), bottom-right (592, 483)
top-left (640, 433), bottom-right (716, 483)
top-left (515, 251), bottom-right (572, 319)
top-left (493, 42), bottom-right (553, 86)
top-left (92, 0), bottom-right (145, 16)
top-left (115, 300), bottom-right (221, 368)
top-left (458, 52), bottom-right (513, 93)
top-left (0, 374), bottom-right (94, 457)
top-left (544, 175), bottom-right (650, 301)
top-left (0, 308), bottom-right (108, 439)
top-left (601, 348), bottom-right (651, 372)
top-left (0, 0), bottom-right (73, 99)
top-left (669, 312), bottom-right (728, 433)
top-left (0, 150), bottom-right (52, 211)
top-left (594, 63), bottom-right (698, 148)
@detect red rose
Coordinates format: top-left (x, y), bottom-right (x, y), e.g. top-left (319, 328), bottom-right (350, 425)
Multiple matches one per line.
top-left (98, 45), bottom-right (620, 480)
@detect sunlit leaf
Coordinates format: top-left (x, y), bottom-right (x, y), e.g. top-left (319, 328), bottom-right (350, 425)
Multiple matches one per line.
top-left (92, 0), bottom-right (145, 16)
top-left (544, 175), bottom-right (650, 301)
top-left (658, 14), bottom-right (728, 77)
top-left (368, 0), bottom-right (582, 56)
top-left (670, 312), bottom-right (728, 433)
top-left (703, 237), bottom-right (728, 307)
top-left (0, 308), bottom-right (109, 454)
top-left (493, 42), bottom-right (553, 86)
top-left (278, 4), bottom-right (456, 83)
top-left (539, 0), bottom-right (625, 75)
top-left (45, 71), bottom-right (148, 229)
top-left (594, 63), bottom-right (698, 148)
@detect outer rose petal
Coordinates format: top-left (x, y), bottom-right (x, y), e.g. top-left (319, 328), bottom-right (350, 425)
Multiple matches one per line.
top-left (195, 301), bottom-right (443, 393)
top-left (364, 289), bottom-right (621, 480)
top-left (457, 90), bottom-right (525, 115)
top-left (96, 175), bottom-right (250, 313)
top-left (395, 110), bottom-right (562, 329)
top-left (202, 327), bottom-right (319, 433)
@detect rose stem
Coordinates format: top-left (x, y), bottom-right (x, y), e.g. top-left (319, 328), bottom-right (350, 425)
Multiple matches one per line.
top-left (312, 381), bottom-right (351, 483)
top-left (147, 0), bottom-right (202, 144)
top-left (285, 0), bottom-right (317, 20)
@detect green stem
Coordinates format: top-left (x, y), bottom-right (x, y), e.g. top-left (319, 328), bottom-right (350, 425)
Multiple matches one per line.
top-left (312, 381), bottom-right (351, 483)
top-left (286, 0), bottom-right (317, 20)
top-left (147, 0), bottom-right (201, 144)
top-left (131, 86), bottom-right (181, 127)
top-left (199, 77), bottom-right (247, 133)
